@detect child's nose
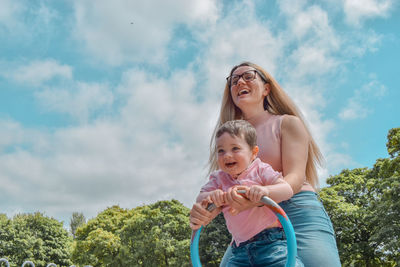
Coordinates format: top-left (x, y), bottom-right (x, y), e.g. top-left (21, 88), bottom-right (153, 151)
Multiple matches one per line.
top-left (223, 151), bottom-right (232, 158)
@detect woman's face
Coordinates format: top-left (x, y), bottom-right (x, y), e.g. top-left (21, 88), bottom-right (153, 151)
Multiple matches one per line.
top-left (229, 66), bottom-right (269, 111)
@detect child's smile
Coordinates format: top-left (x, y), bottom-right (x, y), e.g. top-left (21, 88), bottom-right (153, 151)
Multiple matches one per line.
top-left (216, 132), bottom-right (258, 178)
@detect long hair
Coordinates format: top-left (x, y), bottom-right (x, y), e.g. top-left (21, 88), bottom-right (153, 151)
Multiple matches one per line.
top-left (208, 62), bottom-right (324, 189)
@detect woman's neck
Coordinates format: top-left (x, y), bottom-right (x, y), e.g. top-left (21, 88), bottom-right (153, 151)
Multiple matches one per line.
top-left (242, 108), bottom-right (270, 126)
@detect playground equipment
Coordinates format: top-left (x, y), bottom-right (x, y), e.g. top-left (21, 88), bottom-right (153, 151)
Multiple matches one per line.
top-left (190, 190), bottom-right (297, 267)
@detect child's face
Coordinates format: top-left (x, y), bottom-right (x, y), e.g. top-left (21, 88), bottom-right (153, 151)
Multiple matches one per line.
top-left (216, 132), bottom-right (258, 178)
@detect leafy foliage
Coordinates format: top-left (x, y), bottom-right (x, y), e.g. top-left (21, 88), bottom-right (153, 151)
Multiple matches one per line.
top-left (72, 200), bottom-right (192, 267)
top-left (70, 212), bottom-right (86, 239)
top-left (71, 205), bottom-right (131, 266)
top-left (0, 212), bottom-right (72, 267)
top-left (320, 127), bottom-right (400, 266)
top-left (118, 200), bottom-right (191, 266)
top-left (198, 213), bottom-right (231, 266)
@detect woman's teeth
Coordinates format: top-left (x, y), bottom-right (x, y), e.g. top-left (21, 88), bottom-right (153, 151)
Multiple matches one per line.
top-left (238, 89), bottom-right (249, 96)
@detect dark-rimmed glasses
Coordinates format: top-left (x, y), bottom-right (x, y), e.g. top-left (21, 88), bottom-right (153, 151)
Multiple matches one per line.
top-left (226, 70), bottom-right (267, 87)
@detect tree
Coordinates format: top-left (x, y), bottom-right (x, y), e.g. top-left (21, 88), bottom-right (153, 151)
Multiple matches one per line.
top-left (198, 213), bottom-right (231, 266)
top-left (0, 212), bottom-right (72, 267)
top-left (71, 201), bottom-right (192, 267)
top-left (71, 205), bottom-right (132, 266)
top-left (368, 128), bottom-right (400, 264)
top-left (70, 212), bottom-right (86, 238)
top-left (320, 128), bottom-right (400, 266)
top-left (118, 200), bottom-right (191, 266)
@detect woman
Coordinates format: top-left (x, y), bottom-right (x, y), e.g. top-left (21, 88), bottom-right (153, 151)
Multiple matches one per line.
top-left (189, 62), bottom-right (341, 266)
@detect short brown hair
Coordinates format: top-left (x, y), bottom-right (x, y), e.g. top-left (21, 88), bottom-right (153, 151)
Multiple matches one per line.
top-left (216, 120), bottom-right (257, 149)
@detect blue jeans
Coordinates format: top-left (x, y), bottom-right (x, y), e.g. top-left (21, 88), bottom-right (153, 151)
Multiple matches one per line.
top-left (221, 191), bottom-right (341, 267)
top-left (227, 227), bottom-right (303, 267)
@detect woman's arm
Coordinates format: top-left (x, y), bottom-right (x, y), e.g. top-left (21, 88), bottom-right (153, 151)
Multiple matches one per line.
top-left (189, 201), bottom-right (221, 229)
top-left (281, 115), bottom-right (309, 194)
top-left (190, 191), bottom-right (222, 230)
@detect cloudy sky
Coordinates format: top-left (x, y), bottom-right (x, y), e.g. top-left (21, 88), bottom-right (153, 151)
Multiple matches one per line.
top-left (1, 0), bottom-right (399, 226)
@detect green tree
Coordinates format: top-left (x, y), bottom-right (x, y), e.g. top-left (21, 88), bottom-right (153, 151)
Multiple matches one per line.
top-left (198, 213), bottom-right (231, 266)
top-left (320, 127), bottom-right (400, 266)
top-left (71, 205), bottom-right (132, 266)
top-left (0, 212), bottom-right (72, 267)
top-left (118, 200), bottom-right (191, 266)
top-left (368, 128), bottom-right (400, 264)
top-left (70, 212), bottom-right (86, 238)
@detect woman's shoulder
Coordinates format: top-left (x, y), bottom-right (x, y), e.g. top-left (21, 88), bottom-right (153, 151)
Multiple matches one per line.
top-left (281, 115), bottom-right (308, 137)
top-left (281, 114), bottom-right (301, 125)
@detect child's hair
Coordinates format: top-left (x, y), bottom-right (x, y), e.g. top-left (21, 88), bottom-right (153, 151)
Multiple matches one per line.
top-left (216, 120), bottom-right (257, 149)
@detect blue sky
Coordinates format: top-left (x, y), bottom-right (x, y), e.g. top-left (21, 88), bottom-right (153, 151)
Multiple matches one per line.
top-left (1, 0), bottom-right (399, 226)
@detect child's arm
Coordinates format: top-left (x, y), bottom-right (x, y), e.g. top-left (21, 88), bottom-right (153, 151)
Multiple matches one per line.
top-left (243, 178), bottom-right (293, 203)
top-left (196, 189), bottom-right (226, 208)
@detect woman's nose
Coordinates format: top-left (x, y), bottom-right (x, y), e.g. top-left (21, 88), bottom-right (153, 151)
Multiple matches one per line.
top-left (236, 76), bottom-right (246, 85)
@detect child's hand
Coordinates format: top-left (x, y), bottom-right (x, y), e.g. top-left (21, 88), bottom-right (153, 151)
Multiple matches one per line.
top-left (226, 186), bottom-right (252, 215)
top-left (246, 185), bottom-right (269, 203)
top-left (209, 189), bottom-right (226, 207)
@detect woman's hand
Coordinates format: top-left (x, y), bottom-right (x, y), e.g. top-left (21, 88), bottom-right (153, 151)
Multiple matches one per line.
top-left (225, 186), bottom-right (257, 215)
top-left (189, 199), bottom-right (221, 230)
top-left (246, 185), bottom-right (269, 203)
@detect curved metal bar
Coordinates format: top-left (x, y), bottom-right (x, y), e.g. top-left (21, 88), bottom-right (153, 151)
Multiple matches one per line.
top-left (190, 227), bottom-right (203, 267)
top-left (21, 261), bottom-right (35, 267)
top-left (260, 196), bottom-right (297, 267)
top-left (0, 258), bottom-right (10, 267)
top-left (46, 264), bottom-right (57, 267)
top-left (190, 192), bottom-right (297, 267)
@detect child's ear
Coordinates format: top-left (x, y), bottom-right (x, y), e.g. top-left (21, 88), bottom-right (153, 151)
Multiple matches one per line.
top-left (252, 146), bottom-right (259, 160)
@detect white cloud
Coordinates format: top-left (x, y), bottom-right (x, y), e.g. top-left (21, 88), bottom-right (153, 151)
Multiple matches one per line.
top-left (2, 0), bottom-right (395, 225)
top-left (35, 81), bottom-right (114, 123)
top-left (339, 79), bottom-right (386, 120)
top-left (0, 67), bottom-right (217, 223)
top-left (339, 100), bottom-right (369, 120)
top-left (197, 1), bottom-right (285, 99)
top-left (343, 0), bottom-right (393, 26)
top-left (72, 0), bottom-right (219, 65)
top-left (0, 0), bottom-right (22, 30)
top-left (283, 5), bottom-right (341, 79)
top-left (10, 59), bottom-right (73, 86)
top-left (0, 119), bottom-right (23, 150)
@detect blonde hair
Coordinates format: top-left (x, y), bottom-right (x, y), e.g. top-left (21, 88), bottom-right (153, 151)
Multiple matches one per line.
top-left (209, 62), bottom-right (324, 189)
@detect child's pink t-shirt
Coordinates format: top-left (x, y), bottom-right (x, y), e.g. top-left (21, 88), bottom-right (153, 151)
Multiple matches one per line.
top-left (200, 158), bottom-right (283, 246)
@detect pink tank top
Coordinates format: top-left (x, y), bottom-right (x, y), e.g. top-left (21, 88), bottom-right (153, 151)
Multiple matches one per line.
top-left (249, 111), bottom-right (314, 191)
top-left (254, 113), bottom-right (284, 172)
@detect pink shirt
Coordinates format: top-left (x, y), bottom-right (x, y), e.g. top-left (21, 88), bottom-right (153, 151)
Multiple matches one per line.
top-left (251, 112), bottom-right (314, 191)
top-left (200, 158), bottom-right (283, 246)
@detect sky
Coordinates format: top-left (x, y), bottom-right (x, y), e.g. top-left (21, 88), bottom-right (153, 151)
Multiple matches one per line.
top-left (0, 0), bottom-right (399, 227)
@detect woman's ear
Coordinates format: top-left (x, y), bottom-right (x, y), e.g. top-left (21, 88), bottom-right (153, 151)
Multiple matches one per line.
top-left (262, 83), bottom-right (271, 97)
top-left (252, 146), bottom-right (259, 160)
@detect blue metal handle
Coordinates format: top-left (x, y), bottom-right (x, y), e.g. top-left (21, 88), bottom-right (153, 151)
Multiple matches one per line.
top-left (190, 192), bottom-right (297, 267)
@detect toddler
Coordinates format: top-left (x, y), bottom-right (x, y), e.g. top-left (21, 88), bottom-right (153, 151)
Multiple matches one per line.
top-left (195, 120), bottom-right (303, 266)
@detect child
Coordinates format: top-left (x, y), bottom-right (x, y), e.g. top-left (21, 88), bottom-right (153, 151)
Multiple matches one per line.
top-left (194, 120), bottom-right (303, 266)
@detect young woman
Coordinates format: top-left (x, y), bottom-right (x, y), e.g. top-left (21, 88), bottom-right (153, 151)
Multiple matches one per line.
top-left (189, 62), bottom-right (341, 266)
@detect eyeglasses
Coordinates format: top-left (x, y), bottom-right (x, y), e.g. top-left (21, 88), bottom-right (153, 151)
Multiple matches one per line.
top-left (226, 70), bottom-right (267, 87)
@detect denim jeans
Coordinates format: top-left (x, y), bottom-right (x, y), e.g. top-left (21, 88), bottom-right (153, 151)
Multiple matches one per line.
top-left (220, 191), bottom-right (341, 267)
top-left (227, 227), bottom-right (303, 267)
